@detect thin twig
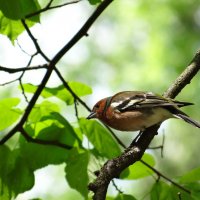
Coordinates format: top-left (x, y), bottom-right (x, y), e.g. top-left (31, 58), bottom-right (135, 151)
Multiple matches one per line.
top-left (0, 65), bottom-right (47, 73)
top-left (74, 98), bottom-right (79, 119)
top-left (19, 79), bottom-right (29, 103)
top-left (16, 39), bottom-right (32, 56)
top-left (26, 0), bottom-right (82, 19)
top-left (18, 53), bottom-right (39, 103)
top-left (20, 127), bottom-right (72, 150)
top-left (111, 180), bottom-right (123, 194)
top-left (21, 19), bottom-right (50, 62)
top-left (46, 0), bottom-right (54, 8)
top-left (148, 134), bottom-right (165, 158)
top-left (140, 160), bottom-right (191, 194)
top-left (54, 67), bottom-right (91, 111)
top-left (105, 125), bottom-right (127, 149)
top-left (0, 78), bottom-right (19, 86)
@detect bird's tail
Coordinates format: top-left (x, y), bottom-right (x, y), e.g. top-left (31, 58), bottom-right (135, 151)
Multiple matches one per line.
top-left (174, 113), bottom-right (200, 128)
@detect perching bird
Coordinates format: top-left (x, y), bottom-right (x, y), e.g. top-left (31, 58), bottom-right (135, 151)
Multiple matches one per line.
top-left (87, 91), bottom-right (200, 131)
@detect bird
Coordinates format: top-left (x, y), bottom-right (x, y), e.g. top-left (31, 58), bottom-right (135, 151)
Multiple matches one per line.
top-left (87, 91), bottom-right (200, 131)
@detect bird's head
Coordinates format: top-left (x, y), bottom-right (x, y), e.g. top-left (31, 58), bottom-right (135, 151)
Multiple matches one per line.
top-left (87, 98), bottom-right (109, 120)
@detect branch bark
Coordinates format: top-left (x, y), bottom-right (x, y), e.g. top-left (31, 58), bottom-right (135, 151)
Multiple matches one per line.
top-left (88, 50), bottom-right (200, 200)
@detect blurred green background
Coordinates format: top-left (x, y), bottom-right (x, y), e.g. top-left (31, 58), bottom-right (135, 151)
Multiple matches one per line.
top-left (1, 0), bottom-right (199, 199)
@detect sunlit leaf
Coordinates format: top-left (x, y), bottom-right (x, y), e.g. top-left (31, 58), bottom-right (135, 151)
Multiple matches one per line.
top-left (22, 82), bottom-right (92, 105)
top-left (19, 102), bottom-right (79, 170)
top-left (0, 98), bottom-right (22, 131)
top-left (28, 100), bottom-right (60, 123)
top-left (0, 11), bottom-right (35, 43)
top-left (28, 113), bottom-right (79, 146)
top-left (27, 101), bottom-right (80, 147)
top-left (0, 0), bottom-right (40, 20)
top-left (79, 118), bottom-right (121, 158)
top-left (65, 149), bottom-right (89, 198)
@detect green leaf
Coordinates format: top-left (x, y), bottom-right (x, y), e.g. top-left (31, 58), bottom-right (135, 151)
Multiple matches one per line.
top-left (151, 181), bottom-right (172, 200)
top-left (28, 100), bottom-right (60, 123)
top-left (28, 113), bottom-right (80, 147)
top-left (19, 139), bottom-right (69, 170)
top-left (65, 149), bottom-right (89, 198)
top-left (0, 98), bottom-right (22, 131)
top-left (18, 101), bottom-right (79, 170)
top-left (185, 183), bottom-right (200, 200)
top-left (88, 0), bottom-right (102, 5)
top-left (0, 0), bottom-right (40, 20)
top-left (120, 153), bottom-right (155, 180)
top-left (0, 145), bottom-right (34, 199)
top-left (22, 82), bottom-right (92, 105)
top-left (150, 181), bottom-right (191, 200)
top-left (0, 11), bottom-right (35, 43)
top-left (27, 100), bottom-right (81, 147)
top-left (107, 194), bottom-right (137, 200)
top-left (79, 118), bottom-right (121, 158)
top-left (179, 167), bottom-right (200, 183)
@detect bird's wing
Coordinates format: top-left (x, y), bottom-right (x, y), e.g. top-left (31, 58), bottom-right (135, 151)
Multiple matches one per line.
top-left (111, 92), bottom-right (192, 112)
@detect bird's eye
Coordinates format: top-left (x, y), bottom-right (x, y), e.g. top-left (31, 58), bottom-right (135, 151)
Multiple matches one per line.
top-left (95, 104), bottom-right (100, 109)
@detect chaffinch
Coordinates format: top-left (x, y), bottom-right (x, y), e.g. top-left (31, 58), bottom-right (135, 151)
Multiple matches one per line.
top-left (87, 91), bottom-right (200, 131)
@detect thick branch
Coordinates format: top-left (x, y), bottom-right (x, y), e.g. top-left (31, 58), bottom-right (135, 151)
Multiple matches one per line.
top-left (89, 50), bottom-right (200, 200)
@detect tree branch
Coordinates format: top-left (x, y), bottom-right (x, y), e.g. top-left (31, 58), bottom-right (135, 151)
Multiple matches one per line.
top-left (88, 50), bottom-right (200, 199)
top-left (140, 160), bottom-right (191, 194)
top-left (0, 0), bottom-right (114, 143)
top-left (54, 67), bottom-right (91, 111)
top-left (21, 19), bottom-right (50, 62)
top-left (0, 65), bottom-right (47, 73)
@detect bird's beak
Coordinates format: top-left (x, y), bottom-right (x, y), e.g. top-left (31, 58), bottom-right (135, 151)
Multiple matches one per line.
top-left (87, 112), bottom-right (97, 119)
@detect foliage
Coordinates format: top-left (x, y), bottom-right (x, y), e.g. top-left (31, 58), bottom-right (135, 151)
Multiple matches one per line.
top-left (0, 0), bottom-right (200, 200)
